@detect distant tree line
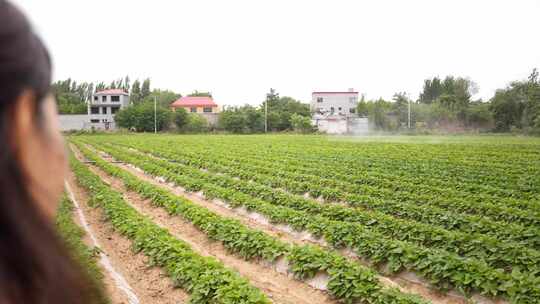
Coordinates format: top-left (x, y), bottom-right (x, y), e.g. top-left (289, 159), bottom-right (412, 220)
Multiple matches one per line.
top-left (57, 68), bottom-right (540, 134)
top-left (358, 69), bottom-right (540, 134)
top-left (218, 89), bottom-right (311, 133)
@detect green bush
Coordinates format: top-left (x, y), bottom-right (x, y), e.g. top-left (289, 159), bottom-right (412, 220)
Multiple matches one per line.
top-left (115, 102), bottom-right (173, 132)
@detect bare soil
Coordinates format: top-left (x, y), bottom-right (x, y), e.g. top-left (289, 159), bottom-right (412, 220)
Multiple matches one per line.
top-left (66, 172), bottom-right (190, 304)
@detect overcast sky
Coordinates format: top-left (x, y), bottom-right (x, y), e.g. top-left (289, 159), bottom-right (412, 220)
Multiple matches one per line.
top-left (13, 0), bottom-right (540, 106)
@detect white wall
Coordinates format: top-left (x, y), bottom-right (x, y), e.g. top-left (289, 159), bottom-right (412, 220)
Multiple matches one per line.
top-left (312, 117), bottom-right (368, 135)
top-left (311, 93), bottom-right (358, 116)
top-left (58, 114), bottom-right (89, 131)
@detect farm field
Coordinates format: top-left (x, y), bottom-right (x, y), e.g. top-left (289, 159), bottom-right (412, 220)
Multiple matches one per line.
top-left (65, 134), bottom-right (540, 304)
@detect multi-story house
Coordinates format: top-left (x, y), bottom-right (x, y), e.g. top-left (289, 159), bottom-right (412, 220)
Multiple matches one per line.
top-left (310, 89), bottom-right (368, 134)
top-left (311, 89), bottom-right (358, 117)
top-left (170, 96), bottom-right (221, 126)
top-left (89, 89), bottom-right (130, 130)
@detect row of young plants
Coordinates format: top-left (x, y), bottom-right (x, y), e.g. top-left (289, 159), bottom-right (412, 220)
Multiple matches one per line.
top-left (94, 140), bottom-right (540, 274)
top-left (76, 140), bottom-right (540, 303)
top-left (72, 141), bottom-right (429, 304)
top-left (179, 140), bottom-right (540, 215)
top-left (111, 139), bottom-right (540, 248)
top-left (56, 195), bottom-right (110, 304)
top-left (108, 137), bottom-right (540, 226)
top-left (200, 144), bottom-right (540, 215)
top-left (69, 154), bottom-right (271, 304)
top-left (150, 135), bottom-right (538, 203)
top-left (252, 137), bottom-right (540, 193)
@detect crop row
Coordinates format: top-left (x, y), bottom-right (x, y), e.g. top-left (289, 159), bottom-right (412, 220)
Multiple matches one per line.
top-left (72, 142), bottom-right (427, 304)
top-left (202, 144), bottom-right (540, 215)
top-left (70, 153), bottom-right (271, 304)
top-left (108, 137), bottom-right (540, 225)
top-left (108, 139), bottom-right (540, 247)
top-left (192, 141), bottom-right (540, 212)
top-left (56, 195), bottom-right (109, 304)
top-left (75, 139), bottom-right (540, 303)
top-left (146, 136), bottom-right (538, 202)
top-left (92, 140), bottom-right (540, 274)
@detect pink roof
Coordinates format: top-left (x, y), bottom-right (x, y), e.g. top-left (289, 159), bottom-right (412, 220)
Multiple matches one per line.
top-left (312, 91), bottom-right (359, 95)
top-left (171, 96), bottom-right (217, 108)
top-left (95, 89), bottom-right (128, 96)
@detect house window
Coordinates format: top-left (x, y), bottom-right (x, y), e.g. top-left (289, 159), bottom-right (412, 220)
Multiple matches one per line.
top-left (90, 107), bottom-right (99, 114)
top-left (102, 96), bottom-right (107, 102)
top-left (90, 119), bottom-right (100, 123)
top-left (338, 107), bottom-right (342, 111)
top-left (111, 107), bottom-right (120, 114)
top-left (317, 97), bottom-right (323, 103)
top-left (93, 96), bottom-right (98, 101)
top-left (111, 95), bottom-right (120, 102)
top-left (203, 107), bottom-right (212, 113)
top-left (349, 108), bottom-right (356, 114)
top-left (330, 107), bottom-right (335, 113)
top-left (190, 107), bottom-right (197, 113)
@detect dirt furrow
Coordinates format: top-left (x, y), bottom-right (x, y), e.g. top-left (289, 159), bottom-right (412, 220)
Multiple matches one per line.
top-left (66, 172), bottom-right (190, 304)
top-left (72, 151), bottom-right (336, 304)
top-left (81, 143), bottom-right (480, 304)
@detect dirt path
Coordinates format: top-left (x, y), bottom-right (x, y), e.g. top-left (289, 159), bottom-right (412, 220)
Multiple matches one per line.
top-left (72, 146), bottom-right (337, 304)
top-left (65, 172), bottom-right (190, 304)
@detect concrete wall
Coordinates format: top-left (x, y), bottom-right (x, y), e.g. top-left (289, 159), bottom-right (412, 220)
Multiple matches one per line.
top-left (58, 114), bottom-right (90, 131)
top-left (312, 117), bottom-right (368, 135)
top-left (200, 113), bottom-right (219, 126)
top-left (311, 93), bottom-right (358, 116)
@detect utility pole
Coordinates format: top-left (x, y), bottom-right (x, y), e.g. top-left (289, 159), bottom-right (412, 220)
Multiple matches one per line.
top-left (408, 98), bottom-right (411, 129)
top-left (265, 100), bottom-right (268, 133)
top-left (154, 96), bottom-right (157, 134)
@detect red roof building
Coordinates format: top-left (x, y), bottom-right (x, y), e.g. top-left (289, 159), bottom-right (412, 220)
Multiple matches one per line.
top-left (170, 96), bottom-right (220, 114)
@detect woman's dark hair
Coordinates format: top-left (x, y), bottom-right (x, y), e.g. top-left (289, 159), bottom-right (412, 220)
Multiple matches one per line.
top-left (0, 1), bottom-right (105, 303)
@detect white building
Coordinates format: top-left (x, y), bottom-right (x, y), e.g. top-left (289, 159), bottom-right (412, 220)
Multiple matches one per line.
top-left (310, 89), bottom-right (368, 134)
top-left (88, 89), bottom-right (130, 130)
top-left (311, 89), bottom-right (358, 116)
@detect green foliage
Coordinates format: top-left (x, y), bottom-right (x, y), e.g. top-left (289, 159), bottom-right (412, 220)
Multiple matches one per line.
top-left (183, 114), bottom-right (209, 133)
top-left (141, 78), bottom-right (151, 101)
top-left (290, 113), bottom-right (313, 133)
top-left (356, 99), bottom-right (369, 117)
top-left (74, 134), bottom-right (540, 303)
top-left (263, 90), bottom-right (310, 131)
top-left (173, 108), bottom-right (189, 129)
top-left (219, 108), bottom-right (249, 133)
top-left (115, 102), bottom-right (173, 132)
top-left (72, 140), bottom-right (428, 304)
top-left (131, 79), bottom-right (141, 104)
top-left (69, 152), bottom-right (271, 304)
top-left (188, 90), bottom-right (212, 97)
top-left (490, 68), bottom-right (540, 133)
top-left (56, 195), bottom-right (109, 304)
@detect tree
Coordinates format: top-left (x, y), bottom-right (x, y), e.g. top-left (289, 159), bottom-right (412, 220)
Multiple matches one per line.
top-left (183, 114), bottom-right (209, 133)
top-left (115, 101), bottom-right (173, 132)
top-left (357, 95), bottom-right (369, 117)
top-left (188, 90), bottom-right (212, 97)
top-left (262, 89), bottom-right (309, 131)
top-left (392, 92), bottom-right (410, 127)
top-left (489, 69), bottom-right (540, 132)
top-left (290, 114), bottom-right (313, 133)
top-left (148, 89), bottom-right (181, 108)
top-left (131, 80), bottom-right (141, 104)
top-left (141, 78), bottom-right (151, 100)
top-left (173, 108), bottom-right (189, 130)
top-left (218, 109), bottom-right (248, 133)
